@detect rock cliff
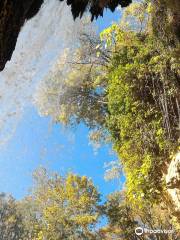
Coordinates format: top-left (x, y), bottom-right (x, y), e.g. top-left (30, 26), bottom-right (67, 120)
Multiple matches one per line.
top-left (166, 152), bottom-right (180, 217)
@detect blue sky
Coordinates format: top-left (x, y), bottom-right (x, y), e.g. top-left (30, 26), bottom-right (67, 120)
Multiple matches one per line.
top-left (0, 9), bottom-right (123, 201)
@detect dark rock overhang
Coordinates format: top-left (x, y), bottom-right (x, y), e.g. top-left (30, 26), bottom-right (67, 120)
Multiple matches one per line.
top-left (0, 0), bottom-right (132, 71)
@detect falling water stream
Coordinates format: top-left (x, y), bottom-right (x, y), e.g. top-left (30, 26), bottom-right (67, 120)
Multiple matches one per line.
top-left (0, 0), bottom-right (91, 145)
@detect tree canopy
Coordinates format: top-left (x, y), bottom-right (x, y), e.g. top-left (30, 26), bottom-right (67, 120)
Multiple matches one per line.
top-left (35, 1), bottom-right (179, 209)
top-left (22, 168), bottom-right (101, 240)
top-left (0, 0), bottom-right (179, 238)
top-left (0, 169), bottom-right (179, 239)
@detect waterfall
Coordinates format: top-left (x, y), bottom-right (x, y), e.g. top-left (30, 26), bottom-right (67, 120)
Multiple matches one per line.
top-left (0, 0), bottom-right (92, 145)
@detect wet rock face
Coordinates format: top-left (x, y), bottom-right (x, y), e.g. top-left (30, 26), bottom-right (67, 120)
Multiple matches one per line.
top-left (166, 152), bottom-right (180, 214)
top-left (0, 0), bottom-right (132, 71)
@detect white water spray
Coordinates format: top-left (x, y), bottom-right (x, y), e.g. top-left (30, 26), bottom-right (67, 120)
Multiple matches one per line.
top-left (0, 0), bottom-right (92, 145)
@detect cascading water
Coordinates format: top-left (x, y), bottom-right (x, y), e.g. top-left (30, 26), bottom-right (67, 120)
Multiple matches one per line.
top-left (0, 0), bottom-right (92, 145)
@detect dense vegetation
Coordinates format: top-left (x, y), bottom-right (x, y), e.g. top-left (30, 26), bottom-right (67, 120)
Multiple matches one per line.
top-left (1, 0), bottom-right (179, 239)
top-left (33, 0), bottom-right (180, 234)
top-left (0, 168), bottom-right (178, 239)
top-left (102, 6), bottom-right (179, 206)
top-left (36, 0), bottom-right (179, 208)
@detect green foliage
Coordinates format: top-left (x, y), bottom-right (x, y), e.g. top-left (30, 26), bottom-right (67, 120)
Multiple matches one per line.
top-left (0, 193), bottom-right (26, 240)
top-left (104, 192), bottom-right (138, 240)
top-left (103, 191), bottom-right (179, 240)
top-left (35, 0), bottom-right (179, 213)
top-left (0, 169), bottom-right (101, 240)
top-left (150, 0), bottom-right (180, 43)
top-left (35, 30), bottom-right (108, 129)
top-left (101, 2), bottom-right (179, 207)
top-left (25, 168), bottom-right (101, 240)
top-left (0, 1), bottom-right (179, 238)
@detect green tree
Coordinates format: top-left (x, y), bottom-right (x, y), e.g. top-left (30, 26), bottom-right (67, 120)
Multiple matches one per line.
top-left (35, 29), bottom-right (108, 129)
top-left (103, 191), bottom-right (178, 240)
top-left (0, 193), bottom-right (26, 240)
top-left (24, 168), bottom-right (101, 240)
top-left (104, 191), bottom-right (138, 240)
top-left (18, 196), bottom-right (40, 240)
